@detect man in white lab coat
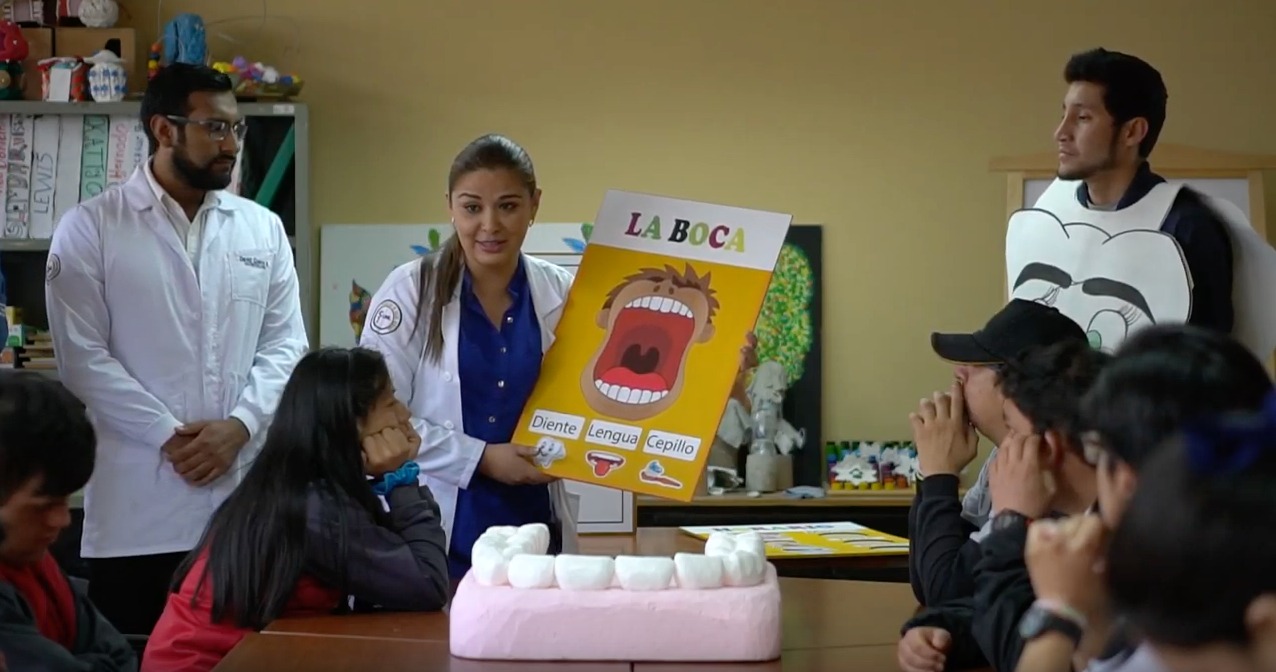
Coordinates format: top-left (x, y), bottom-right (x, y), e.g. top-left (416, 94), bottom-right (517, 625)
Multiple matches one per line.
top-left (44, 64), bottom-right (308, 636)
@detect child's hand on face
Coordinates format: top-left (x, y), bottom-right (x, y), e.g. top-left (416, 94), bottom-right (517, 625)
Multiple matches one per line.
top-left (1025, 514), bottom-right (1110, 621)
top-left (362, 426), bottom-right (416, 477)
top-left (399, 417), bottom-right (422, 460)
top-left (988, 430), bottom-right (1056, 519)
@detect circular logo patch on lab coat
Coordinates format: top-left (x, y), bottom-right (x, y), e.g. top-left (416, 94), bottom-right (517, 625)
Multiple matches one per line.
top-left (45, 253), bottom-right (61, 282)
top-left (369, 299), bottom-right (403, 335)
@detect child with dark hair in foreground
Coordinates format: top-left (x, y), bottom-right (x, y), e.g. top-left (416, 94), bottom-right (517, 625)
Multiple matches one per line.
top-left (0, 372), bottom-right (136, 671)
top-left (1016, 325), bottom-right (1273, 672)
top-left (1106, 391), bottom-right (1276, 672)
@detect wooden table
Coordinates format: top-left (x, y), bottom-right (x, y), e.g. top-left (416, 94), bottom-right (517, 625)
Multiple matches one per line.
top-left (217, 635), bottom-right (899, 671)
top-left (232, 578), bottom-right (920, 671)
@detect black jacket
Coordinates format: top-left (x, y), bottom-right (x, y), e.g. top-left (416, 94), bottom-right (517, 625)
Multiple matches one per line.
top-left (304, 482), bottom-right (451, 612)
top-left (0, 572), bottom-right (136, 672)
top-left (902, 597), bottom-right (988, 670)
top-left (902, 516), bottom-right (1039, 671)
top-left (908, 474), bottom-right (982, 606)
top-left (1075, 161), bottom-right (1235, 333)
top-left (970, 519), bottom-right (1036, 672)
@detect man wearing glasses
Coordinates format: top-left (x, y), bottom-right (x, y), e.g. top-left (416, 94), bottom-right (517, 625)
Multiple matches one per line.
top-left (44, 63), bottom-right (308, 637)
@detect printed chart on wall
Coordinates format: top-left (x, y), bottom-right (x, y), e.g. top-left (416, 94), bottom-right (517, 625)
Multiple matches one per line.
top-left (679, 523), bottom-right (910, 558)
top-left (511, 190), bottom-right (792, 501)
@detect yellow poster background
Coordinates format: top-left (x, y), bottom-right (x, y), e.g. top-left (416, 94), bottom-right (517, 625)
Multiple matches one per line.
top-left (513, 244), bottom-right (773, 501)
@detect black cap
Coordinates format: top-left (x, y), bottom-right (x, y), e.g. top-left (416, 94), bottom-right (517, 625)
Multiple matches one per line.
top-left (931, 299), bottom-right (1088, 365)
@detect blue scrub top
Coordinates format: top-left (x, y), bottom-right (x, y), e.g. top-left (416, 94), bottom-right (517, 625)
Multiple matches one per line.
top-left (447, 256), bottom-right (553, 577)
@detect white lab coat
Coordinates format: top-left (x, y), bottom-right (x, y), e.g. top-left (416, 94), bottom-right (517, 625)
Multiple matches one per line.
top-left (358, 254), bottom-right (580, 554)
top-left (45, 168), bottom-right (309, 558)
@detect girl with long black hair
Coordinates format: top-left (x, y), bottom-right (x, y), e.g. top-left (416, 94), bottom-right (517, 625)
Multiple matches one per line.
top-left (142, 347), bottom-right (449, 671)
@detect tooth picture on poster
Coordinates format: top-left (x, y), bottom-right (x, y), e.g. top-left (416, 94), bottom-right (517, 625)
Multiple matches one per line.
top-left (514, 190), bottom-right (792, 501)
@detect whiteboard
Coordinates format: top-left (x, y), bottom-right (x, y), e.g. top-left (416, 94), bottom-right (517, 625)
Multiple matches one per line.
top-left (319, 222), bottom-right (634, 533)
top-left (1024, 177), bottom-right (1250, 219)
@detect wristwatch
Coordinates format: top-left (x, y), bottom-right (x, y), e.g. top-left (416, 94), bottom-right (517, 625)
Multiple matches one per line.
top-left (991, 509), bottom-right (1032, 533)
top-left (1018, 602), bottom-right (1085, 647)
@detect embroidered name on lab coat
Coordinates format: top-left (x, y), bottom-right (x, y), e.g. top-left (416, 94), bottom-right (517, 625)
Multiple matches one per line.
top-left (237, 255), bottom-right (268, 270)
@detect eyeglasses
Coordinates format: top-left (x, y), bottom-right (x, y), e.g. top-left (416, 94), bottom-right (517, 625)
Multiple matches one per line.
top-left (165, 115), bottom-right (248, 142)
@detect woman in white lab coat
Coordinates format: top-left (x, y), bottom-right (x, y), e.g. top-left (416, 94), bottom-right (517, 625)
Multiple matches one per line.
top-left (360, 135), bottom-right (755, 581)
top-left (359, 134), bottom-right (580, 580)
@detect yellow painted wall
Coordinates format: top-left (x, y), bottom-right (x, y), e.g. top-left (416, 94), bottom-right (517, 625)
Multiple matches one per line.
top-left (127, 0), bottom-right (1276, 447)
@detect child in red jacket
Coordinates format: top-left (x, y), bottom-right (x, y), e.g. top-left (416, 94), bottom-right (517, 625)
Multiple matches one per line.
top-left (143, 347), bottom-right (450, 671)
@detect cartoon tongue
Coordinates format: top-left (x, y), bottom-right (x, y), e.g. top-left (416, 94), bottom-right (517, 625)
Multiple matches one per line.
top-left (600, 345), bottom-right (667, 391)
top-left (586, 451), bottom-right (624, 477)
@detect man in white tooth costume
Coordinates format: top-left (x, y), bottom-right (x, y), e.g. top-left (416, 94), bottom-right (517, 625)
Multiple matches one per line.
top-left (965, 48), bottom-right (1276, 590)
top-left (1005, 47), bottom-right (1276, 360)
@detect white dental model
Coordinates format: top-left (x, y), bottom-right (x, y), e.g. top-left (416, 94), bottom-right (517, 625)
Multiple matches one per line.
top-left (450, 525), bottom-right (782, 662)
top-left (469, 525), bottom-right (768, 590)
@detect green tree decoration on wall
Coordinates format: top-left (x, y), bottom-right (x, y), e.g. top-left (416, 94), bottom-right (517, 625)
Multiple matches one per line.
top-left (755, 243), bottom-right (815, 384)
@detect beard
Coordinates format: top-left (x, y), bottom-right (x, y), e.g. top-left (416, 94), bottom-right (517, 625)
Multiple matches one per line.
top-left (173, 144), bottom-right (236, 191)
top-left (1057, 135), bottom-right (1120, 180)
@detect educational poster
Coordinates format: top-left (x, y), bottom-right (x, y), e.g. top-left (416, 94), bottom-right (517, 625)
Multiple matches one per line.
top-left (511, 190), bottom-right (792, 501)
top-left (680, 522), bottom-right (910, 558)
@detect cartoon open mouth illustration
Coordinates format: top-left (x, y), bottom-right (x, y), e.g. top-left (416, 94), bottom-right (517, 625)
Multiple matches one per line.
top-left (1005, 208), bottom-right (1192, 352)
top-left (581, 264), bottom-right (719, 421)
top-left (638, 460), bottom-right (682, 489)
top-left (593, 295), bottom-right (695, 401)
top-left (585, 450), bottom-right (625, 477)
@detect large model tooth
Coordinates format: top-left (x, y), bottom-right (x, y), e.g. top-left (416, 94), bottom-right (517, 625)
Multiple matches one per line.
top-left (735, 531), bottom-right (766, 558)
top-left (554, 554), bottom-right (615, 591)
top-left (721, 550), bottom-right (765, 587)
top-left (471, 541), bottom-right (509, 587)
top-left (614, 555), bottom-right (675, 591)
top-left (507, 553), bottom-right (557, 589)
top-left (674, 552), bottom-right (724, 589)
top-left (704, 532), bottom-right (738, 557)
top-left (515, 523), bottom-right (550, 554)
top-left (484, 526), bottom-right (518, 539)
top-left (503, 533), bottom-right (537, 557)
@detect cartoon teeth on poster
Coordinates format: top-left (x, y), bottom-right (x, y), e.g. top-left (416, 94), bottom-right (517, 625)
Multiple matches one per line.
top-left (1006, 177), bottom-right (1276, 357)
top-left (512, 190), bottom-right (792, 501)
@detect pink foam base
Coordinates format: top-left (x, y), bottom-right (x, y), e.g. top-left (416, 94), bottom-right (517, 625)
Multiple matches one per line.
top-left (448, 563), bottom-right (782, 662)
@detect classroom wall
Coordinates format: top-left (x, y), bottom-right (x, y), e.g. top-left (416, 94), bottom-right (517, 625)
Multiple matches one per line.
top-left (128, 0), bottom-right (1276, 446)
